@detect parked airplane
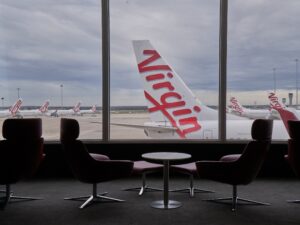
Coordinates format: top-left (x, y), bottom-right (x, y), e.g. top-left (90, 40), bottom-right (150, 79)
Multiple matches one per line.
top-left (112, 40), bottom-right (290, 140)
top-left (80, 105), bottom-right (97, 115)
top-left (18, 100), bottom-right (50, 117)
top-left (229, 96), bottom-right (278, 119)
top-left (0, 98), bottom-right (23, 118)
top-left (51, 102), bottom-right (81, 117)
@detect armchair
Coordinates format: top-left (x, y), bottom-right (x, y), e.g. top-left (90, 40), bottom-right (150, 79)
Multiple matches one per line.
top-left (196, 119), bottom-right (273, 211)
top-left (60, 118), bottom-right (133, 209)
top-left (0, 118), bottom-right (44, 210)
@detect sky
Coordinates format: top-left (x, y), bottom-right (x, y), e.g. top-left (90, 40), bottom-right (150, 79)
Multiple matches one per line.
top-left (0, 0), bottom-right (300, 107)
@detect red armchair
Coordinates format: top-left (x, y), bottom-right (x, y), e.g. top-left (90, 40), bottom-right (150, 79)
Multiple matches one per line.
top-left (286, 120), bottom-right (300, 203)
top-left (196, 119), bottom-right (273, 211)
top-left (0, 118), bottom-right (44, 210)
top-left (60, 118), bottom-right (133, 209)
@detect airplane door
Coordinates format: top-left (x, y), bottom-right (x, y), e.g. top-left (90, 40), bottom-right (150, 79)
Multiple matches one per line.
top-left (203, 129), bottom-right (213, 139)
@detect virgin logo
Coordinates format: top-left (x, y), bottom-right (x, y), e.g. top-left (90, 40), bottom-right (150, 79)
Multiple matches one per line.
top-left (9, 99), bottom-right (22, 116)
top-left (138, 50), bottom-right (201, 138)
top-left (230, 97), bottom-right (243, 114)
top-left (268, 93), bottom-right (283, 109)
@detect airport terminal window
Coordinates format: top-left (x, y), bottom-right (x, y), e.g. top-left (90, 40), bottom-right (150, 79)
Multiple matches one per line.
top-left (4, 1), bottom-right (295, 142)
top-left (227, 0), bottom-right (300, 140)
top-left (109, 0), bottom-right (219, 140)
top-left (0, 1), bottom-right (102, 140)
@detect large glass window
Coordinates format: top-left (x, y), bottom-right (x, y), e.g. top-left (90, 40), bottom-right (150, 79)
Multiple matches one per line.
top-left (110, 0), bottom-right (219, 140)
top-left (227, 0), bottom-right (300, 140)
top-left (0, 0), bottom-right (102, 140)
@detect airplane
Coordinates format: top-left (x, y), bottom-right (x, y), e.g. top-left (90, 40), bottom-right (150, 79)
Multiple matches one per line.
top-left (0, 98), bottom-right (23, 118)
top-left (18, 100), bottom-right (50, 117)
top-left (229, 96), bottom-right (279, 119)
top-left (50, 102), bottom-right (81, 117)
top-left (79, 105), bottom-right (98, 115)
top-left (111, 40), bottom-right (290, 140)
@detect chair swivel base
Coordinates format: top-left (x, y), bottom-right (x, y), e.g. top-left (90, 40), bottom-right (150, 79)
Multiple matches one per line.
top-left (123, 186), bottom-right (162, 196)
top-left (170, 187), bottom-right (214, 197)
top-left (65, 183), bottom-right (125, 209)
top-left (203, 197), bottom-right (270, 211)
top-left (0, 185), bottom-right (42, 210)
top-left (65, 193), bottom-right (124, 209)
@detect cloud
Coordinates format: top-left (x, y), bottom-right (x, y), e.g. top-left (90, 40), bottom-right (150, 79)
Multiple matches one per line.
top-left (0, 0), bottom-right (299, 106)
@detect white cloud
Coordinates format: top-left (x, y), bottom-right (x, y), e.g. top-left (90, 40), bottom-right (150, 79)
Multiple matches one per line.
top-left (0, 0), bottom-right (300, 107)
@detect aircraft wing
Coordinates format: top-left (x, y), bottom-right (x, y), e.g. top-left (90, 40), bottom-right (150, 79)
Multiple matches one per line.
top-left (111, 122), bottom-right (177, 131)
top-left (91, 121), bottom-right (177, 131)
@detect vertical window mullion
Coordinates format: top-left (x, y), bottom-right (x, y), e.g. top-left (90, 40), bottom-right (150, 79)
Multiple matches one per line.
top-left (219, 0), bottom-right (228, 141)
top-left (102, 0), bottom-right (110, 141)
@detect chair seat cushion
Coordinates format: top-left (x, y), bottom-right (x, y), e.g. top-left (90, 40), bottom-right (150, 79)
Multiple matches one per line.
top-left (219, 154), bottom-right (241, 162)
top-left (90, 153), bottom-right (110, 161)
top-left (133, 160), bottom-right (163, 174)
top-left (171, 162), bottom-right (197, 176)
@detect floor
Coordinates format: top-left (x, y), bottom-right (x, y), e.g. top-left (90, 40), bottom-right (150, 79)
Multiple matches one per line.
top-left (0, 177), bottom-right (300, 225)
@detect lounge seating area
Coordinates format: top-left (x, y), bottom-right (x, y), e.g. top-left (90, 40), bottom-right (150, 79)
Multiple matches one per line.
top-left (1, 118), bottom-right (300, 224)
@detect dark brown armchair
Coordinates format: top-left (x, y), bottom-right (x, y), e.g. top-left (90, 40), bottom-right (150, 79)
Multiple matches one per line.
top-left (286, 120), bottom-right (300, 203)
top-left (0, 118), bottom-right (44, 210)
top-left (196, 119), bottom-right (273, 211)
top-left (60, 118), bottom-right (133, 209)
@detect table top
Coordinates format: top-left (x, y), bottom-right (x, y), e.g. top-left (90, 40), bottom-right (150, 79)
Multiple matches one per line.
top-left (142, 152), bottom-right (191, 161)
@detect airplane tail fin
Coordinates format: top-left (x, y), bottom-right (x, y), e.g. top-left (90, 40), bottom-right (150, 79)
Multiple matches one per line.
top-left (91, 105), bottom-right (97, 113)
top-left (268, 91), bottom-right (299, 133)
top-left (132, 40), bottom-right (217, 138)
top-left (9, 98), bottom-right (22, 116)
top-left (229, 97), bottom-right (245, 115)
top-left (39, 100), bottom-right (50, 113)
top-left (73, 101), bottom-right (81, 113)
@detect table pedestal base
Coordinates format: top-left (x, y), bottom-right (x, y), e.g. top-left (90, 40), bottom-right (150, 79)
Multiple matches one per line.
top-left (150, 200), bottom-right (182, 209)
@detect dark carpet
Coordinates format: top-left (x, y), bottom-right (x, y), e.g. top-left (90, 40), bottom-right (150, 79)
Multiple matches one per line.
top-left (0, 176), bottom-right (300, 225)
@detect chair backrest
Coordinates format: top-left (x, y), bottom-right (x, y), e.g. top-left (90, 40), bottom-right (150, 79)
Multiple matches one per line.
top-left (287, 120), bottom-right (300, 177)
top-left (60, 118), bottom-right (99, 183)
top-left (0, 118), bottom-right (44, 184)
top-left (235, 119), bottom-right (273, 185)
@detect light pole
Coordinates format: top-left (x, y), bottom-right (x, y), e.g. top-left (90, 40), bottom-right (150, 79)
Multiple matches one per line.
top-left (1, 97), bottom-right (4, 108)
top-left (17, 88), bottom-right (20, 99)
top-left (273, 68), bottom-right (276, 93)
top-left (60, 84), bottom-right (63, 107)
top-left (296, 59), bottom-right (299, 107)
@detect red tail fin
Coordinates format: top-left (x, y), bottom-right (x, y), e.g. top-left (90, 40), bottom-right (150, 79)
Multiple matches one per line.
top-left (9, 98), bottom-right (22, 116)
top-left (268, 92), bottom-right (299, 133)
top-left (39, 100), bottom-right (50, 113)
top-left (73, 102), bottom-right (81, 113)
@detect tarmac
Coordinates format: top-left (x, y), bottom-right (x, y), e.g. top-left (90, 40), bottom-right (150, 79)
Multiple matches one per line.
top-left (0, 112), bottom-right (150, 140)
